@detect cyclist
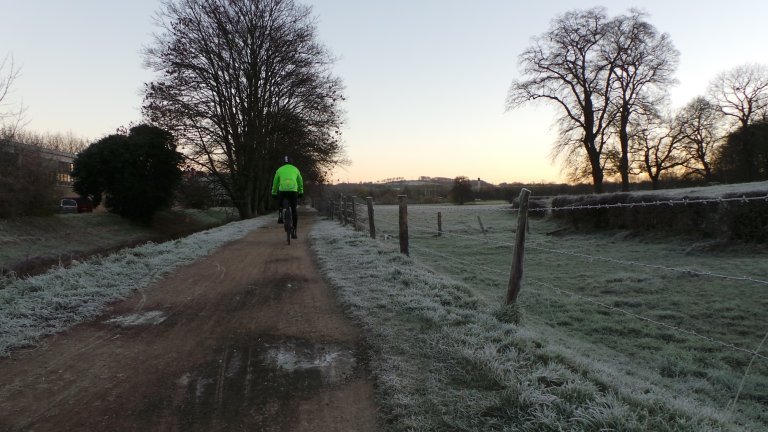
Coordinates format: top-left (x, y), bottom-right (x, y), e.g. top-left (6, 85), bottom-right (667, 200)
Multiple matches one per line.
top-left (271, 156), bottom-right (303, 239)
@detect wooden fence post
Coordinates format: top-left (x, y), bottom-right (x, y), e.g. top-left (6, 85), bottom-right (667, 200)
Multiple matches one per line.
top-left (366, 197), bottom-right (376, 239)
top-left (329, 200), bottom-right (334, 220)
top-left (506, 188), bottom-right (531, 304)
top-left (437, 211), bottom-right (443, 236)
top-left (341, 195), bottom-right (348, 225)
top-left (351, 196), bottom-right (358, 230)
top-left (477, 215), bottom-right (487, 237)
top-left (398, 195), bottom-right (409, 256)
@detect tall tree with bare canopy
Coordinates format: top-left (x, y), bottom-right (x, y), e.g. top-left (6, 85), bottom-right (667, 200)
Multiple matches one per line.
top-left (507, 8), bottom-right (616, 193)
top-left (603, 9), bottom-right (678, 191)
top-left (507, 7), bottom-right (677, 193)
top-left (143, 0), bottom-right (345, 218)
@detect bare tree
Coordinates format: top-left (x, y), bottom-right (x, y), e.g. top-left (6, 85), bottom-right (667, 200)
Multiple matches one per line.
top-left (0, 54), bottom-right (28, 140)
top-left (603, 9), bottom-right (678, 191)
top-left (629, 107), bottom-right (686, 189)
top-left (507, 8), bottom-right (617, 193)
top-left (708, 63), bottom-right (768, 129)
top-left (450, 176), bottom-right (474, 205)
top-left (143, 0), bottom-right (344, 218)
top-left (677, 97), bottom-right (724, 181)
top-left (10, 129), bottom-right (89, 154)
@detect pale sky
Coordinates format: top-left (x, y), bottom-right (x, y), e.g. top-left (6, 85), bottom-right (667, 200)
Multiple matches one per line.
top-left (2, 1), bottom-right (767, 184)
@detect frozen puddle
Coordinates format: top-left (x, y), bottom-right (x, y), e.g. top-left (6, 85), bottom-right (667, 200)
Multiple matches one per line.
top-left (263, 341), bottom-right (356, 385)
top-left (104, 310), bottom-right (167, 327)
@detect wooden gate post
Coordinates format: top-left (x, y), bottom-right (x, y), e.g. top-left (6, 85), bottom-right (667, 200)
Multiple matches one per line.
top-left (351, 196), bottom-right (358, 230)
top-left (398, 195), bottom-right (409, 256)
top-left (506, 188), bottom-right (531, 304)
top-left (366, 197), bottom-right (376, 239)
top-left (437, 211), bottom-right (443, 236)
top-left (329, 200), bottom-right (334, 220)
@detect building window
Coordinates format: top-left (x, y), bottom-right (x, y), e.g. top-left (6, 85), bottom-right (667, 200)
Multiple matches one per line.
top-left (57, 161), bottom-right (74, 185)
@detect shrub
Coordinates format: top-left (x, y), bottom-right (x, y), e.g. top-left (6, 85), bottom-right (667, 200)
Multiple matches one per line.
top-left (72, 124), bottom-right (183, 223)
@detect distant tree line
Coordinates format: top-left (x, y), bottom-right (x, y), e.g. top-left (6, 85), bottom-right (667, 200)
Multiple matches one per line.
top-left (323, 175), bottom-right (732, 209)
top-left (1, 129), bottom-right (89, 155)
top-left (507, 7), bottom-right (768, 192)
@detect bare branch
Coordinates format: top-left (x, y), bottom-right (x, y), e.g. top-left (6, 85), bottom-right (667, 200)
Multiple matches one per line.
top-left (0, 54), bottom-right (28, 139)
top-left (708, 63), bottom-right (768, 129)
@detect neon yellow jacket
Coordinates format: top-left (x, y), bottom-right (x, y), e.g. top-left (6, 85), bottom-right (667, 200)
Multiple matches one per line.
top-left (271, 163), bottom-right (304, 195)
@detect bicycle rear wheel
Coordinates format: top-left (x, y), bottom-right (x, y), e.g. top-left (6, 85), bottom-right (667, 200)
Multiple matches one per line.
top-left (283, 205), bottom-right (293, 245)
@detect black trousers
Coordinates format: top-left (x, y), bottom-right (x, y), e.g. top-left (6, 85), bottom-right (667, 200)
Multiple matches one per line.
top-left (277, 191), bottom-right (299, 230)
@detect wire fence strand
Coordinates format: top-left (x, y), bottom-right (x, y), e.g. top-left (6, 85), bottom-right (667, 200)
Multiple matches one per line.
top-left (533, 194), bottom-right (768, 212)
top-left (408, 244), bottom-right (768, 363)
top-left (375, 215), bottom-right (768, 287)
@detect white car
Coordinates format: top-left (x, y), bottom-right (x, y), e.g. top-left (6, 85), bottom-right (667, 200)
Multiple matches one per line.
top-left (58, 198), bottom-right (78, 213)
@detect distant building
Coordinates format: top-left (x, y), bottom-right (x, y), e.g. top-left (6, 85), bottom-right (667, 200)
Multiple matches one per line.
top-left (0, 139), bottom-right (76, 197)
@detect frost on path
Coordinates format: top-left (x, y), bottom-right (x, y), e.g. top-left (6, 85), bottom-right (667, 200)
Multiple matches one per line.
top-left (0, 217), bottom-right (267, 357)
top-left (104, 310), bottom-right (167, 327)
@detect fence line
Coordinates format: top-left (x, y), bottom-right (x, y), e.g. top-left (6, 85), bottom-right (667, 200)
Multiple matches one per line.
top-left (370, 193), bottom-right (768, 215)
top-left (330, 193), bottom-right (768, 218)
top-left (532, 194), bottom-right (768, 212)
top-left (375, 215), bottom-right (768, 287)
top-left (376, 214), bottom-right (768, 285)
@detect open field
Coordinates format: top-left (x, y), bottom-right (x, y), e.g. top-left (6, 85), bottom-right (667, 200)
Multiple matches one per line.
top-left (317, 189), bottom-right (767, 430)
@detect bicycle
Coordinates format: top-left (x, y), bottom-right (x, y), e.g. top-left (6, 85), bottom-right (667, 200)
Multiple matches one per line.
top-left (282, 198), bottom-right (294, 245)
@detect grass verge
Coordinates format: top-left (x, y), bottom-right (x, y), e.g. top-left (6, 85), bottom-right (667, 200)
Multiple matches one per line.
top-left (0, 207), bottom-right (239, 277)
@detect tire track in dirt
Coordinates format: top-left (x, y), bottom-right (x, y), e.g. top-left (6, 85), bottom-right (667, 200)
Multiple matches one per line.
top-left (0, 210), bottom-right (379, 431)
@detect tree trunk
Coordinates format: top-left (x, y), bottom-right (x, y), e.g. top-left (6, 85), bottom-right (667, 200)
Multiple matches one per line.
top-left (583, 100), bottom-right (604, 194)
top-left (591, 168), bottom-right (604, 194)
top-left (619, 111), bottom-right (630, 192)
top-left (586, 141), bottom-right (604, 194)
top-left (237, 196), bottom-right (253, 219)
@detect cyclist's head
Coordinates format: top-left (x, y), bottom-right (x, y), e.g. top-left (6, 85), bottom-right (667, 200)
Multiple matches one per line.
top-left (283, 155), bottom-right (292, 164)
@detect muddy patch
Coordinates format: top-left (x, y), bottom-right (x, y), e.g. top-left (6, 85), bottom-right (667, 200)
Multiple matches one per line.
top-left (248, 276), bottom-right (308, 304)
top-left (174, 336), bottom-right (359, 430)
top-left (263, 340), bottom-right (356, 385)
top-left (104, 310), bottom-right (167, 327)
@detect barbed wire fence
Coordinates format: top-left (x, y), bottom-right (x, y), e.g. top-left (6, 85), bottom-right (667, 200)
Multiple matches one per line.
top-left (321, 190), bottom-right (768, 417)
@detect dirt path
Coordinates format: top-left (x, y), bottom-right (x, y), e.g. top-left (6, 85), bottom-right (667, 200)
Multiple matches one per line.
top-left (0, 211), bottom-right (379, 431)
